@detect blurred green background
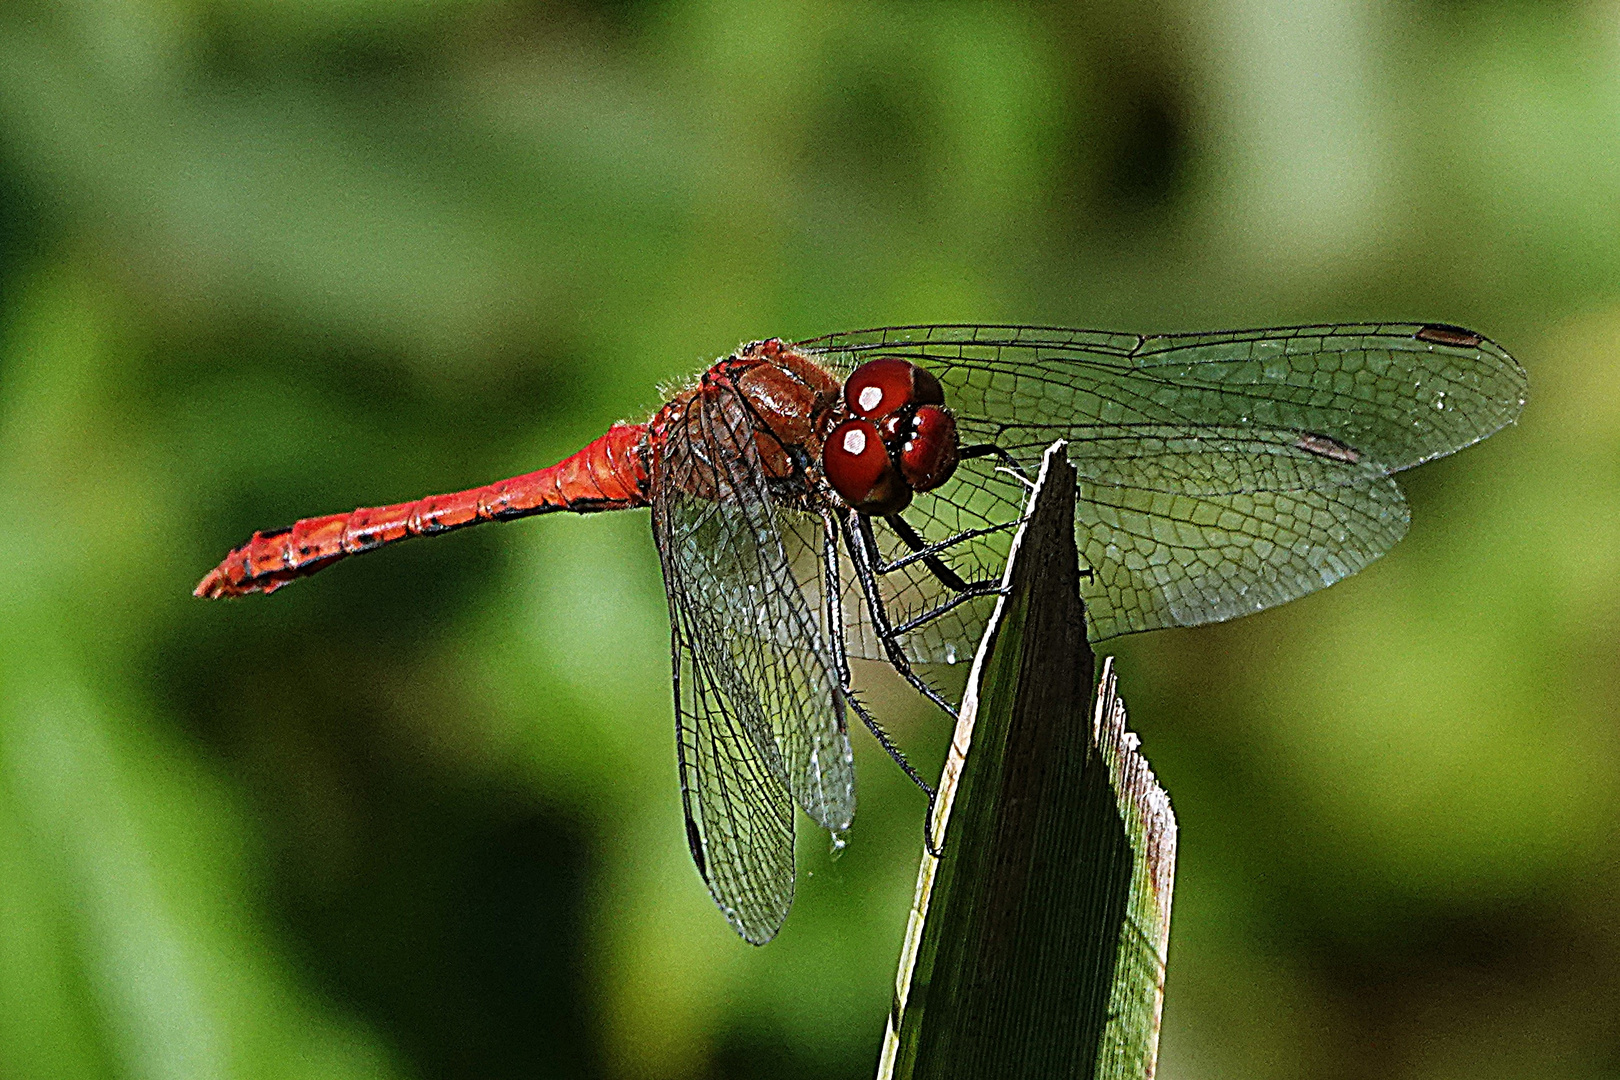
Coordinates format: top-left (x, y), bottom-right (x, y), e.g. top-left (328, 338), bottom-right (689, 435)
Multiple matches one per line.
top-left (0, 1), bottom-right (1612, 1077)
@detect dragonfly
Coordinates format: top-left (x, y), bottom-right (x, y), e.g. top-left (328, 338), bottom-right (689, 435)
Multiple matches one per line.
top-left (196, 323), bottom-right (1526, 944)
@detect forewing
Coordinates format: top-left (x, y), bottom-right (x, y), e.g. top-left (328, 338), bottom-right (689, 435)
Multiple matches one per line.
top-left (799, 323), bottom-right (1524, 641)
top-left (650, 383), bottom-right (855, 940)
top-left (799, 323), bottom-right (1525, 473)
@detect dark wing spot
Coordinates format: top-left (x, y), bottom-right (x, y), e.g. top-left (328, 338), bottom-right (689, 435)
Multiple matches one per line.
top-left (257, 526), bottom-right (292, 540)
top-left (1295, 432), bottom-right (1361, 464)
top-left (1416, 324), bottom-right (1483, 348)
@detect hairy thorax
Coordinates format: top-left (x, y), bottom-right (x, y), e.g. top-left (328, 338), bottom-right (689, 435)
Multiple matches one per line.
top-left (649, 339), bottom-right (845, 505)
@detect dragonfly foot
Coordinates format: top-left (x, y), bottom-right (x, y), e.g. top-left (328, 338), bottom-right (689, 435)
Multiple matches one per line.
top-left (923, 789), bottom-right (946, 859)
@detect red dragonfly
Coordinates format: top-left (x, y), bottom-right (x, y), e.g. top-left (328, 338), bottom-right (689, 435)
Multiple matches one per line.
top-left (197, 324), bottom-right (1526, 943)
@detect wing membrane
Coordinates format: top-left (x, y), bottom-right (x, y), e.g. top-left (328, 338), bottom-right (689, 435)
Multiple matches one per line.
top-left (651, 383), bottom-right (854, 943)
top-left (799, 323), bottom-right (1524, 644)
top-left (666, 592), bottom-right (795, 944)
top-left (774, 484), bottom-right (1018, 666)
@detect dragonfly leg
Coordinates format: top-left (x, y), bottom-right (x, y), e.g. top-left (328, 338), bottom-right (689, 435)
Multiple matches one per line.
top-left (848, 692), bottom-right (945, 858)
top-left (865, 515), bottom-right (1011, 588)
top-left (860, 514), bottom-right (1005, 640)
top-left (820, 511), bottom-right (856, 693)
top-left (842, 512), bottom-right (962, 723)
top-left (819, 513), bottom-right (943, 856)
top-left (958, 442), bottom-right (1034, 482)
top-left (882, 514), bottom-right (971, 592)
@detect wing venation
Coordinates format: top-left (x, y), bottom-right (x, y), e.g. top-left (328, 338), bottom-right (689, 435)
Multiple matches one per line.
top-left (798, 323), bottom-right (1523, 646)
top-left (651, 384), bottom-right (855, 943)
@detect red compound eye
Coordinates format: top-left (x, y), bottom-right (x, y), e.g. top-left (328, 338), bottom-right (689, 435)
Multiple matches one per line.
top-left (843, 358), bottom-right (945, 419)
top-left (823, 419), bottom-right (911, 513)
top-left (899, 405), bottom-right (959, 492)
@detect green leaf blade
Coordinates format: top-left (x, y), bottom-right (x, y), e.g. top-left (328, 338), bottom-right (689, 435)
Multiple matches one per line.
top-left (879, 443), bottom-right (1177, 1080)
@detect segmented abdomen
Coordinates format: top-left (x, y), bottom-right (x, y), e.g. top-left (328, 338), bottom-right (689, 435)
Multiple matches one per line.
top-left (196, 423), bottom-right (649, 598)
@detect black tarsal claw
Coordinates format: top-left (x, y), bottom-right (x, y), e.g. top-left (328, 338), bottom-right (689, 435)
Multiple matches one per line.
top-left (923, 789), bottom-right (946, 859)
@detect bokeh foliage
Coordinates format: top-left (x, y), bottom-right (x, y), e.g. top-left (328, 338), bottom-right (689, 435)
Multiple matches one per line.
top-left (0, 1), bottom-right (1614, 1078)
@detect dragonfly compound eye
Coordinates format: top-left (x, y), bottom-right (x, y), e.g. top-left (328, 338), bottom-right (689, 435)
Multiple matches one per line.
top-left (844, 358), bottom-right (945, 419)
top-left (898, 405), bottom-right (959, 492)
top-left (824, 418), bottom-right (912, 514)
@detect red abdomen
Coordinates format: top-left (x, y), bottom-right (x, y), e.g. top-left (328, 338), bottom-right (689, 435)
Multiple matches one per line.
top-left (196, 423), bottom-right (649, 598)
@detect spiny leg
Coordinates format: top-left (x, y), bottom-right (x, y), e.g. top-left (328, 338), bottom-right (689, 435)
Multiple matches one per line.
top-left (863, 512), bottom-right (1013, 609)
top-left (923, 451), bottom-right (1098, 583)
top-left (866, 515), bottom-right (1013, 580)
top-left (843, 512), bottom-right (962, 723)
top-left (821, 512), bottom-right (943, 857)
top-left (857, 514), bottom-right (1005, 639)
top-left (882, 513), bottom-right (972, 592)
top-left (959, 441), bottom-right (1034, 482)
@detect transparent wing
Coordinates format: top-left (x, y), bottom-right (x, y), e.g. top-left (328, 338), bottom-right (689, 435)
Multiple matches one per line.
top-left (1070, 441), bottom-right (1409, 638)
top-left (798, 323), bottom-right (1525, 646)
top-left (773, 488), bottom-right (1016, 668)
top-left (666, 591), bottom-right (795, 944)
top-left (651, 384), bottom-right (854, 943)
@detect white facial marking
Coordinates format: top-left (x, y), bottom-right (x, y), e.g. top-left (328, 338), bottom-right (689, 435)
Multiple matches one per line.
top-left (858, 385), bottom-right (884, 413)
top-left (842, 428), bottom-right (868, 455)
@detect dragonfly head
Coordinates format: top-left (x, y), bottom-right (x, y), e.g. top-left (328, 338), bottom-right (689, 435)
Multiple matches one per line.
top-left (824, 358), bottom-right (960, 513)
